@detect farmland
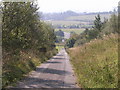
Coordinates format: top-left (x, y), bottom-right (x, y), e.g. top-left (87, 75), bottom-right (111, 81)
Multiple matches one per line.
top-left (46, 20), bottom-right (82, 26)
top-left (65, 13), bottom-right (111, 21)
top-left (44, 12), bottom-right (112, 31)
top-left (55, 28), bottom-right (85, 35)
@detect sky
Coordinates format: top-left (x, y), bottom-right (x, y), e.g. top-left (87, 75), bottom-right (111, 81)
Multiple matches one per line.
top-left (37, 0), bottom-right (119, 13)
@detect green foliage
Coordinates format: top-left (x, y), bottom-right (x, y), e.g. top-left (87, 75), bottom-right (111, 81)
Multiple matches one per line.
top-left (109, 14), bottom-right (118, 33)
top-left (66, 12), bottom-right (118, 88)
top-left (55, 29), bottom-right (64, 43)
top-left (2, 2), bottom-right (57, 88)
top-left (65, 38), bottom-right (76, 48)
top-left (68, 34), bottom-right (118, 88)
top-left (93, 14), bottom-right (103, 32)
top-left (55, 36), bottom-right (64, 43)
top-left (69, 14), bottom-right (118, 47)
top-left (55, 29), bottom-right (64, 37)
top-left (65, 14), bottom-right (104, 47)
top-left (65, 33), bottom-right (78, 48)
top-left (3, 2), bottom-right (39, 50)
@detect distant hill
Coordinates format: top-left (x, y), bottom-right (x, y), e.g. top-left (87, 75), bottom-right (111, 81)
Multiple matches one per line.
top-left (40, 10), bottom-right (79, 20)
top-left (39, 11), bottom-right (114, 29)
top-left (40, 11), bottom-right (113, 21)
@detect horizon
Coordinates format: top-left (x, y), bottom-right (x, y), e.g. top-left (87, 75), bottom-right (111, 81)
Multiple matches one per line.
top-left (40, 10), bottom-right (114, 14)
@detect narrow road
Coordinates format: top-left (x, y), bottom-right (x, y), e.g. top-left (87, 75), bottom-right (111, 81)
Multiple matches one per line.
top-left (14, 48), bottom-right (78, 88)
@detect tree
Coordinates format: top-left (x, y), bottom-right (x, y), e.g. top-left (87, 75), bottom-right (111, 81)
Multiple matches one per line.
top-left (93, 14), bottom-right (102, 32)
top-left (109, 13), bottom-right (118, 33)
top-left (2, 2), bottom-right (42, 50)
top-left (55, 29), bottom-right (64, 37)
top-left (65, 38), bottom-right (76, 48)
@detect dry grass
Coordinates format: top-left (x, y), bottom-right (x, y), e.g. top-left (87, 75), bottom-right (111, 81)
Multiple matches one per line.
top-left (68, 34), bottom-right (118, 88)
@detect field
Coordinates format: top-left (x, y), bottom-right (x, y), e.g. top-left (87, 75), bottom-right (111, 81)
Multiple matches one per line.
top-left (56, 45), bottom-right (64, 51)
top-left (66, 13), bottom-right (111, 21)
top-left (68, 34), bottom-right (118, 88)
top-left (55, 28), bottom-right (85, 35)
top-left (46, 20), bottom-right (86, 26)
top-left (55, 43), bottom-right (64, 51)
top-left (45, 13), bottom-right (111, 26)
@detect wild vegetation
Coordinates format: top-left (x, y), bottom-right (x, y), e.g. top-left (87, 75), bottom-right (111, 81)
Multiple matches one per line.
top-left (68, 34), bottom-right (118, 88)
top-left (65, 13), bottom-right (118, 48)
top-left (66, 12), bottom-right (118, 88)
top-left (1, 1), bottom-right (119, 89)
top-left (2, 2), bottom-right (57, 87)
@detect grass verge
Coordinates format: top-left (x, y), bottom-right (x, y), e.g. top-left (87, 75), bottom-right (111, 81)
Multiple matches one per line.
top-left (2, 48), bottom-right (57, 88)
top-left (68, 34), bottom-right (118, 88)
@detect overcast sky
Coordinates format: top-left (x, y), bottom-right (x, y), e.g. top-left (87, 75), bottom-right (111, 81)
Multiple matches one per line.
top-left (38, 0), bottom-right (119, 13)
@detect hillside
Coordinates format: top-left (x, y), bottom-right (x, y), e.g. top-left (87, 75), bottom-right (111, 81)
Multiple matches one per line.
top-left (65, 13), bottom-right (111, 22)
top-left (41, 11), bottom-right (112, 21)
top-left (40, 10), bottom-right (79, 20)
top-left (68, 34), bottom-right (118, 88)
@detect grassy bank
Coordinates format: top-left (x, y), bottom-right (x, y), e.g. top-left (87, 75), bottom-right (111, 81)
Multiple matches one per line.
top-left (2, 48), bottom-right (57, 88)
top-left (68, 34), bottom-right (118, 88)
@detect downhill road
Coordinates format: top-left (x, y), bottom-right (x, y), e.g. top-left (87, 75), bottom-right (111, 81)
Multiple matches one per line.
top-left (14, 48), bottom-right (78, 88)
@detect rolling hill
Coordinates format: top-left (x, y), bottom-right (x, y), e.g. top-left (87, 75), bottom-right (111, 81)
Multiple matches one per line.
top-left (40, 11), bottom-right (113, 29)
top-left (40, 11), bottom-right (113, 21)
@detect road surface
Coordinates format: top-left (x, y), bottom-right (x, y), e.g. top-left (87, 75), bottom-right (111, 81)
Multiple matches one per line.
top-left (13, 49), bottom-right (78, 88)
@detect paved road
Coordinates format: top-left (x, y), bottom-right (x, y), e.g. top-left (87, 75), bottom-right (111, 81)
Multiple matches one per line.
top-left (14, 49), bottom-right (78, 88)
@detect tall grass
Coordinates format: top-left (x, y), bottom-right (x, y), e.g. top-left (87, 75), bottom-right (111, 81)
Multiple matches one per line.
top-left (2, 48), bottom-right (57, 88)
top-left (68, 34), bottom-right (118, 88)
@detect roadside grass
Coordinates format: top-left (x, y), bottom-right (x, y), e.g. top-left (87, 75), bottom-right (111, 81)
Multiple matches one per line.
top-left (2, 48), bottom-right (57, 88)
top-left (68, 34), bottom-right (118, 88)
top-left (55, 28), bottom-right (85, 34)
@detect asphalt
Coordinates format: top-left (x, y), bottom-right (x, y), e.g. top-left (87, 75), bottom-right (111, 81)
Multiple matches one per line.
top-left (13, 48), bottom-right (78, 88)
